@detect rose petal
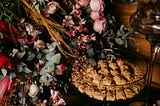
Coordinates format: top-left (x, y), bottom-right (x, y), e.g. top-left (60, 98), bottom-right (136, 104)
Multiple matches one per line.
top-left (0, 76), bottom-right (12, 103)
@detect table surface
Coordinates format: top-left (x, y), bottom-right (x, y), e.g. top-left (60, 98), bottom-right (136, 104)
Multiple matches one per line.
top-left (63, 85), bottom-right (160, 106)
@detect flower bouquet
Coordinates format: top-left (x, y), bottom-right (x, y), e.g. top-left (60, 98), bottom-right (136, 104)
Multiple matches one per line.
top-left (0, 0), bottom-right (136, 105)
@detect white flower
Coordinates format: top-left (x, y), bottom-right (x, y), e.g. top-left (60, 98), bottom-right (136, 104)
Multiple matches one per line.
top-left (28, 84), bottom-right (39, 98)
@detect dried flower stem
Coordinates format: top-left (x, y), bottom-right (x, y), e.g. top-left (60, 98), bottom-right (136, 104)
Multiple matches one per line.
top-left (21, 0), bottom-right (76, 58)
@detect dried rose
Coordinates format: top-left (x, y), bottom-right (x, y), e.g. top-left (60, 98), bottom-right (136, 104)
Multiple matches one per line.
top-left (44, 1), bottom-right (60, 17)
top-left (56, 64), bottom-right (66, 76)
top-left (28, 84), bottom-right (39, 98)
top-left (25, 23), bottom-right (41, 37)
top-left (34, 40), bottom-right (45, 50)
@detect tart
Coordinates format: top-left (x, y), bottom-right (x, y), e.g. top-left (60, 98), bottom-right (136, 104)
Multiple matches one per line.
top-left (72, 57), bottom-right (146, 101)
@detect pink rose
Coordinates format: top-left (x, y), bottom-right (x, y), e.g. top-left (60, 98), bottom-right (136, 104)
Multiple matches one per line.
top-left (90, 11), bottom-right (102, 20)
top-left (78, 0), bottom-right (90, 7)
top-left (93, 18), bottom-right (107, 34)
top-left (90, 0), bottom-right (105, 12)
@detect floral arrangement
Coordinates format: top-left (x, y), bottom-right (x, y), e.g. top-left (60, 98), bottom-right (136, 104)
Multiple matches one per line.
top-left (0, 0), bottom-right (136, 105)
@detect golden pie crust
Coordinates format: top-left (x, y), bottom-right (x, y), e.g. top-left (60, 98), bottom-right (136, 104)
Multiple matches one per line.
top-left (72, 58), bottom-right (145, 101)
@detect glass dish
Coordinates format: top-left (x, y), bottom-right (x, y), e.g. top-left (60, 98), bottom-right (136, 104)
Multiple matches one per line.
top-left (71, 48), bottom-right (148, 102)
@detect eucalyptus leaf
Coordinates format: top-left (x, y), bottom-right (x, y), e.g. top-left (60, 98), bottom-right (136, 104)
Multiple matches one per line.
top-left (47, 75), bottom-right (54, 82)
top-left (39, 86), bottom-right (43, 93)
top-left (10, 73), bottom-right (18, 79)
top-left (39, 67), bottom-right (48, 75)
top-left (17, 62), bottom-right (27, 73)
top-left (104, 49), bottom-right (114, 53)
top-left (37, 0), bottom-right (45, 6)
top-left (39, 59), bottom-right (45, 65)
top-left (27, 51), bottom-right (35, 61)
top-left (40, 64), bottom-right (55, 75)
top-left (39, 75), bottom-right (46, 84)
top-left (36, 53), bottom-right (42, 59)
top-left (64, 84), bottom-right (68, 93)
top-left (33, 71), bottom-right (38, 76)
top-left (115, 38), bottom-right (124, 45)
top-left (49, 53), bottom-right (61, 64)
top-left (1, 69), bottom-right (7, 76)
top-left (123, 39), bottom-right (128, 48)
top-left (18, 92), bottom-right (23, 97)
top-left (11, 48), bottom-right (18, 57)
top-left (0, 75), bottom-right (4, 80)
top-left (87, 48), bottom-right (94, 57)
top-left (16, 51), bottom-right (26, 59)
top-left (39, 74), bottom-right (53, 85)
top-left (106, 54), bottom-right (116, 60)
top-left (21, 44), bottom-right (29, 50)
top-left (0, 32), bottom-right (3, 39)
top-left (54, 68), bottom-right (62, 75)
top-left (19, 96), bottom-right (26, 104)
top-left (34, 4), bottom-right (40, 13)
top-left (88, 58), bottom-right (96, 65)
top-left (42, 49), bottom-right (49, 54)
top-left (52, 76), bottom-right (57, 81)
top-left (24, 67), bottom-right (32, 73)
top-left (100, 52), bottom-right (105, 58)
top-left (47, 42), bottom-right (56, 51)
top-left (71, 38), bottom-right (78, 48)
top-left (46, 52), bottom-right (54, 61)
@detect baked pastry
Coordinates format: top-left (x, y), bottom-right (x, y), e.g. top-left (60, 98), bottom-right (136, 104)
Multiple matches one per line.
top-left (71, 57), bottom-right (146, 101)
top-left (115, 87), bottom-right (126, 100)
